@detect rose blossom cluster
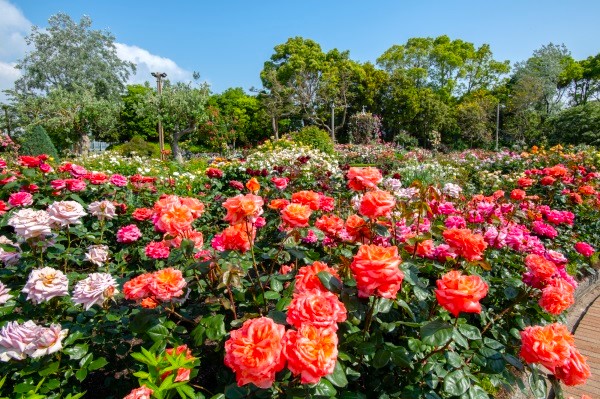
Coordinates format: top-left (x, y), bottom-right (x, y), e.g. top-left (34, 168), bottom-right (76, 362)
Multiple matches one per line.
top-left (72, 273), bottom-right (119, 310)
top-left (0, 321), bottom-right (68, 362)
top-left (522, 254), bottom-right (575, 315)
top-left (225, 261), bottom-right (346, 387)
top-left (123, 268), bottom-right (187, 309)
top-left (520, 323), bottom-right (590, 386)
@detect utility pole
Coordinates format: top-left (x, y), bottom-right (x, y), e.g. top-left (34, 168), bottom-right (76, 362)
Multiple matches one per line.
top-left (151, 72), bottom-right (167, 160)
top-left (496, 103), bottom-right (500, 151)
top-left (330, 102), bottom-right (335, 143)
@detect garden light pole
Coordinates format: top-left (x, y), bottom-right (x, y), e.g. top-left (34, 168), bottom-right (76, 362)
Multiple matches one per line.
top-left (330, 102), bottom-right (335, 142)
top-left (2, 105), bottom-right (10, 137)
top-left (151, 72), bottom-right (167, 160)
top-left (495, 103), bottom-right (505, 152)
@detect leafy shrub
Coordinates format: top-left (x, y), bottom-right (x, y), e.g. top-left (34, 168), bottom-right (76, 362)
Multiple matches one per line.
top-left (291, 126), bottom-right (334, 154)
top-left (545, 101), bottom-right (600, 145)
top-left (347, 112), bottom-right (382, 144)
top-left (393, 130), bottom-right (419, 149)
top-left (18, 125), bottom-right (60, 160)
top-left (110, 136), bottom-right (161, 157)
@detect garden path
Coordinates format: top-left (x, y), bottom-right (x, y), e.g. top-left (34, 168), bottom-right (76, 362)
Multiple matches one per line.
top-left (564, 295), bottom-right (600, 398)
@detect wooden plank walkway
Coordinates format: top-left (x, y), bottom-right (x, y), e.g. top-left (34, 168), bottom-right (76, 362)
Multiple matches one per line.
top-left (564, 295), bottom-right (600, 398)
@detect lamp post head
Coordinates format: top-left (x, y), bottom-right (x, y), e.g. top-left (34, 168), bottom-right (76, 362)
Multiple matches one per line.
top-left (151, 72), bottom-right (167, 79)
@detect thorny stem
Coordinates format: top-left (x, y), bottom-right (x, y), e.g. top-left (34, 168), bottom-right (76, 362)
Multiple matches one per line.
top-left (363, 296), bottom-right (380, 338)
top-left (481, 290), bottom-right (529, 335)
top-left (226, 285), bottom-right (238, 320)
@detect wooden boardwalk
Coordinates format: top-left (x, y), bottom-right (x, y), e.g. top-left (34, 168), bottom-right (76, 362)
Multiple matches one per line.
top-left (564, 295), bottom-right (600, 398)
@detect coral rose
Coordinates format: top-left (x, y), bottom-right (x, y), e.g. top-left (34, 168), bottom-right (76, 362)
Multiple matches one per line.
top-left (539, 278), bottom-right (574, 315)
top-left (213, 223), bottom-right (255, 253)
top-left (286, 289), bottom-right (347, 330)
top-left (145, 241), bottom-right (171, 259)
top-left (519, 323), bottom-right (574, 372)
top-left (315, 214), bottom-right (345, 237)
top-left (224, 317), bottom-right (286, 388)
top-left (435, 270), bottom-right (488, 317)
top-left (268, 198), bottom-right (289, 210)
top-left (222, 194), bottom-right (264, 225)
top-left (291, 190), bottom-right (321, 211)
top-left (554, 348), bottom-right (591, 386)
top-left (246, 177), bottom-right (260, 193)
top-left (359, 190), bottom-right (396, 219)
top-left (295, 261), bottom-right (341, 293)
top-left (350, 244), bottom-right (403, 299)
top-left (347, 167), bottom-right (383, 191)
top-left (281, 203), bottom-right (312, 228)
top-left (283, 324), bottom-right (338, 384)
top-left (442, 228), bottom-right (487, 262)
top-left (123, 273), bottom-right (154, 300)
top-left (132, 207), bottom-right (154, 221)
top-left (149, 268), bottom-right (186, 301)
top-left (156, 205), bottom-right (194, 235)
top-left (124, 386), bottom-right (154, 399)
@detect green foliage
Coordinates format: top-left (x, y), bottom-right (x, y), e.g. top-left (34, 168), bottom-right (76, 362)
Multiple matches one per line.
top-left (18, 125), bottom-right (60, 160)
top-left (110, 136), bottom-right (161, 158)
top-left (545, 101), bottom-right (600, 145)
top-left (291, 125), bottom-right (334, 154)
top-left (119, 85), bottom-right (157, 142)
top-left (393, 131), bottom-right (419, 149)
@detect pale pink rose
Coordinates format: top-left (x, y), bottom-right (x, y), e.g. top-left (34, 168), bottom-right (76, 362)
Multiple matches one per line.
top-left (0, 236), bottom-right (21, 266)
top-left (8, 208), bottom-right (52, 239)
top-left (22, 267), bottom-right (69, 304)
top-left (72, 273), bottom-right (118, 310)
top-left (0, 321), bottom-right (38, 361)
top-left (117, 224), bottom-right (142, 243)
top-left (8, 192), bottom-right (33, 207)
top-left (88, 200), bottom-right (117, 221)
top-left (0, 281), bottom-right (13, 304)
top-left (47, 201), bottom-right (87, 227)
top-left (109, 174), bottom-right (128, 187)
top-left (85, 244), bottom-right (110, 266)
top-left (29, 324), bottom-right (68, 358)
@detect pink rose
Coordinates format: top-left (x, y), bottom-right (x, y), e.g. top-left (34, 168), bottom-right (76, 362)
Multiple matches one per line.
top-left (109, 174), bottom-right (128, 187)
top-left (117, 224), bottom-right (142, 243)
top-left (8, 192), bottom-right (33, 207)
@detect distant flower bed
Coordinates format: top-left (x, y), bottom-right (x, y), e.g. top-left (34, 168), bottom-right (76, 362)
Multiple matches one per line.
top-left (0, 143), bottom-right (597, 398)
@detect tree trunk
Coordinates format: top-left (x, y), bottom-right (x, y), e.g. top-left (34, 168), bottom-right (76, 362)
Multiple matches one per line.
top-left (272, 116), bottom-right (279, 139)
top-left (75, 133), bottom-right (90, 155)
top-left (171, 126), bottom-right (195, 164)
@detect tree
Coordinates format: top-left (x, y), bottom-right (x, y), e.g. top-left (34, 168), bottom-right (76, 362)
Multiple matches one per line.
top-left (545, 101), bottom-right (600, 145)
top-left (559, 53), bottom-right (600, 106)
top-left (17, 125), bottom-right (60, 159)
top-left (261, 37), bottom-right (362, 141)
top-left (138, 80), bottom-right (210, 163)
top-left (11, 13), bottom-right (134, 100)
top-left (455, 91), bottom-right (497, 147)
top-left (119, 84), bottom-right (157, 142)
top-left (377, 35), bottom-right (508, 98)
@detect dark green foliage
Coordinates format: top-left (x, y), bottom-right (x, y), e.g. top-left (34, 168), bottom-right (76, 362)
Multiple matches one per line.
top-left (545, 101), bottom-right (600, 145)
top-left (109, 136), bottom-right (161, 157)
top-left (291, 126), bottom-right (334, 154)
top-left (18, 125), bottom-right (60, 160)
top-left (347, 112), bottom-right (382, 144)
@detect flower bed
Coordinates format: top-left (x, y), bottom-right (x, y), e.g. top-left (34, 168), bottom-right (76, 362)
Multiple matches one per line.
top-left (0, 145), bottom-right (598, 398)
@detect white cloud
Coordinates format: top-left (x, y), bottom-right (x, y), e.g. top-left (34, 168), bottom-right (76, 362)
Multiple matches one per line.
top-left (115, 43), bottom-right (193, 85)
top-left (0, 0), bottom-right (31, 60)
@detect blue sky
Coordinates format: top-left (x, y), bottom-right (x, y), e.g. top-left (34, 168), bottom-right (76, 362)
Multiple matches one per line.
top-left (1, 0), bottom-right (599, 99)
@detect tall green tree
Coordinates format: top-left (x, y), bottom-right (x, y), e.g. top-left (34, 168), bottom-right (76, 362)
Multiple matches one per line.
top-left (119, 84), bottom-right (157, 142)
top-left (261, 37), bottom-right (362, 141)
top-left (11, 13), bottom-right (134, 100)
top-left (558, 53), bottom-right (600, 106)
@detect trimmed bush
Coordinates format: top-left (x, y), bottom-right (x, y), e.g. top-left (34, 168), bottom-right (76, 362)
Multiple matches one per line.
top-left (291, 126), bottom-right (334, 154)
top-left (110, 136), bottom-right (161, 158)
top-left (18, 125), bottom-right (60, 160)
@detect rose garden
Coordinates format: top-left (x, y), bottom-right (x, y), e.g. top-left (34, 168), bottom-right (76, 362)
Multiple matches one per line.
top-left (0, 138), bottom-right (597, 399)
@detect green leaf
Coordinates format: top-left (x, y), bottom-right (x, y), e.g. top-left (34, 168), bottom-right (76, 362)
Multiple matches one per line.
top-left (88, 357), bottom-right (108, 371)
top-left (270, 277), bottom-right (283, 292)
top-left (443, 369), bottom-right (470, 396)
top-left (147, 324), bottom-right (169, 342)
top-left (317, 271), bottom-right (343, 293)
top-left (312, 378), bottom-right (337, 397)
top-left (373, 223), bottom-right (390, 237)
top-left (264, 290), bottom-right (280, 300)
top-left (38, 361), bottom-right (60, 376)
top-left (339, 393), bottom-right (366, 399)
top-left (528, 368), bottom-right (547, 399)
top-left (389, 346), bottom-right (412, 368)
top-left (445, 351), bottom-right (463, 368)
top-left (372, 348), bottom-right (391, 369)
top-left (64, 344), bottom-right (88, 360)
top-left (458, 324), bottom-right (482, 340)
top-left (75, 367), bottom-right (88, 382)
top-left (176, 384), bottom-right (198, 399)
top-left (421, 319), bottom-right (453, 346)
top-left (268, 310), bottom-right (288, 325)
top-left (224, 383), bottom-right (251, 399)
top-left (325, 361), bottom-right (348, 388)
top-left (201, 314), bottom-right (226, 341)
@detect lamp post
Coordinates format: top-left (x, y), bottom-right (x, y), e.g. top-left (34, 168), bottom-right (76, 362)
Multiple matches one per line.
top-left (151, 72), bottom-right (167, 160)
top-left (330, 102), bottom-right (335, 143)
top-left (495, 103), bottom-right (505, 151)
top-left (2, 105), bottom-right (10, 137)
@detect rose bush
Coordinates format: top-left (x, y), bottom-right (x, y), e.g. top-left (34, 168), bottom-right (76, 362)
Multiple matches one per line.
top-left (0, 143), bottom-right (597, 398)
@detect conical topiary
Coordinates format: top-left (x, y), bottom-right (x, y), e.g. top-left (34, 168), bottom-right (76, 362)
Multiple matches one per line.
top-left (18, 125), bottom-right (60, 160)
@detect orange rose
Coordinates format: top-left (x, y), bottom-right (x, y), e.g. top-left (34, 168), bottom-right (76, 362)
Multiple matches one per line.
top-left (359, 190), bottom-right (396, 219)
top-left (281, 203), bottom-right (312, 228)
top-left (179, 197), bottom-right (205, 218)
top-left (345, 214), bottom-right (369, 241)
top-left (291, 190), bottom-right (321, 211)
top-left (218, 223), bottom-right (255, 252)
top-left (541, 176), bottom-right (556, 186)
top-left (123, 273), bottom-right (154, 300)
top-left (404, 239), bottom-right (435, 258)
top-left (286, 289), bottom-right (347, 330)
top-left (295, 261), bottom-right (341, 293)
top-left (268, 198), bottom-right (289, 210)
top-left (246, 177), bottom-right (260, 193)
top-left (140, 296), bottom-right (159, 309)
top-left (222, 194), bottom-right (264, 225)
top-left (524, 254), bottom-right (558, 284)
top-left (149, 268), bottom-right (186, 301)
top-left (315, 214), bottom-right (345, 237)
top-left (435, 270), bottom-right (488, 317)
top-left (545, 164), bottom-right (568, 177)
top-left (283, 324), bottom-right (338, 384)
top-left (554, 348), bottom-right (591, 386)
top-left (442, 228), bottom-right (487, 262)
top-left (579, 185), bottom-right (595, 195)
top-left (224, 317), bottom-right (286, 388)
top-left (156, 205), bottom-right (194, 236)
top-left (153, 194), bottom-right (182, 214)
top-left (510, 189), bottom-right (526, 201)
top-left (347, 167), bottom-right (382, 191)
top-left (519, 323), bottom-right (574, 372)
top-left (539, 278), bottom-right (574, 315)
top-left (350, 244), bottom-right (403, 299)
